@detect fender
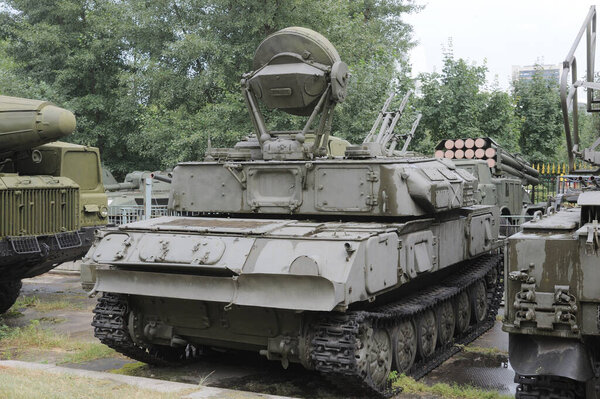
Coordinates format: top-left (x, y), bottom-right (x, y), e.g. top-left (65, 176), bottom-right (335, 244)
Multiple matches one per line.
top-left (509, 334), bottom-right (594, 382)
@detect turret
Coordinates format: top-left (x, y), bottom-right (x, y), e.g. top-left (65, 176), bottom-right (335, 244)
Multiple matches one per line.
top-left (0, 95), bottom-right (76, 154)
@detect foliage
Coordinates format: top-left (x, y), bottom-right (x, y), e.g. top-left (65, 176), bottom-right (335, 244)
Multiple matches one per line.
top-left (390, 373), bottom-right (512, 399)
top-left (513, 69), bottom-right (563, 163)
top-left (416, 47), bottom-right (521, 154)
top-left (1, 0), bottom-right (419, 175)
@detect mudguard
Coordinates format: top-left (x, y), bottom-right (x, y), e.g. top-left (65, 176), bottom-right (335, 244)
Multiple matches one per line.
top-left (509, 334), bottom-right (594, 382)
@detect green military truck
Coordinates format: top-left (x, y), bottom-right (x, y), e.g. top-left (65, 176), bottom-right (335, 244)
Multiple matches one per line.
top-left (0, 95), bottom-right (107, 313)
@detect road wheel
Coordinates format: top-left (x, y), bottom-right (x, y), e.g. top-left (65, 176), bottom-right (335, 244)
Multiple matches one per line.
top-left (455, 291), bottom-right (471, 334)
top-left (392, 320), bottom-right (417, 374)
top-left (355, 323), bottom-right (393, 389)
top-left (470, 280), bottom-right (488, 323)
top-left (417, 309), bottom-right (437, 359)
top-left (436, 301), bottom-right (455, 346)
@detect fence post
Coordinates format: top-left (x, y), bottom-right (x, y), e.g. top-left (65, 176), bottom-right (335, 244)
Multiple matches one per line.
top-left (144, 177), bottom-right (152, 220)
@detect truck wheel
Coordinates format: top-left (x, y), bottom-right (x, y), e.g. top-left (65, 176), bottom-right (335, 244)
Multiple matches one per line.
top-left (0, 280), bottom-right (22, 314)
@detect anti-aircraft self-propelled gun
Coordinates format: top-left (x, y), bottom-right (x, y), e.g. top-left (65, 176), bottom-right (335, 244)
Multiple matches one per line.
top-left (83, 27), bottom-right (503, 397)
top-left (0, 95), bottom-right (108, 313)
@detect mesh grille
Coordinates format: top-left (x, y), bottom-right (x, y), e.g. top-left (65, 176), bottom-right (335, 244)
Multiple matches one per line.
top-left (0, 187), bottom-right (79, 238)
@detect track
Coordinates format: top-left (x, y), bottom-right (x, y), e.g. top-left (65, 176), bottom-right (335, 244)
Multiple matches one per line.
top-left (91, 252), bottom-right (503, 399)
top-left (515, 374), bottom-right (586, 399)
top-left (311, 253), bottom-right (503, 398)
top-left (92, 293), bottom-right (199, 366)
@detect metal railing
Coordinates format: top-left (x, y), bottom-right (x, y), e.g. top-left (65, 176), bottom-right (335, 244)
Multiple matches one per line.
top-left (500, 214), bottom-right (535, 237)
top-left (107, 205), bottom-right (176, 225)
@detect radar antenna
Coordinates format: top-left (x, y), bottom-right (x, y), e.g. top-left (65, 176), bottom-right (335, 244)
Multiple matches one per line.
top-left (241, 27), bottom-right (349, 160)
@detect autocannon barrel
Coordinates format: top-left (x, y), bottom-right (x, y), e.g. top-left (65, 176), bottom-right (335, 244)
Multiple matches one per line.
top-left (0, 95), bottom-right (76, 152)
top-left (104, 182), bottom-right (137, 191)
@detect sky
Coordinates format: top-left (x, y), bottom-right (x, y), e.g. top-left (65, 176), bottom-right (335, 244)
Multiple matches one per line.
top-left (404, 1), bottom-right (599, 90)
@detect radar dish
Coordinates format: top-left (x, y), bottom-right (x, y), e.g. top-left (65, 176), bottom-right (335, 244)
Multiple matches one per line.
top-left (253, 27), bottom-right (340, 70)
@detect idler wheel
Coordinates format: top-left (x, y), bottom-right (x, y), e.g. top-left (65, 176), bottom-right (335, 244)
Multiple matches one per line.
top-left (455, 291), bottom-right (471, 334)
top-left (436, 301), bottom-right (456, 346)
top-left (392, 320), bottom-right (417, 374)
top-left (355, 323), bottom-right (392, 388)
top-left (417, 309), bottom-right (437, 359)
top-left (471, 280), bottom-right (489, 323)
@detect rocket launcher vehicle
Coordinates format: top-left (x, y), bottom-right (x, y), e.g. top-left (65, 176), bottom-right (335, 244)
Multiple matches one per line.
top-left (435, 137), bottom-right (540, 186)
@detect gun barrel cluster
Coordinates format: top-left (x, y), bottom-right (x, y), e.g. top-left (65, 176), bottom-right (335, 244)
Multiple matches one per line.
top-left (435, 137), bottom-right (539, 185)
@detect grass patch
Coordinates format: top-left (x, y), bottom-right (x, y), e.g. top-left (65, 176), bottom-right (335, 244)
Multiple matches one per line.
top-left (34, 298), bottom-right (87, 312)
top-left (0, 320), bottom-right (115, 364)
top-left (59, 343), bottom-right (117, 364)
top-left (0, 367), bottom-right (194, 399)
top-left (110, 362), bottom-right (148, 375)
top-left (0, 320), bottom-right (67, 350)
top-left (455, 344), bottom-right (508, 356)
top-left (1, 296), bottom-right (39, 318)
top-left (390, 372), bottom-right (512, 399)
top-left (5, 294), bottom-right (89, 315)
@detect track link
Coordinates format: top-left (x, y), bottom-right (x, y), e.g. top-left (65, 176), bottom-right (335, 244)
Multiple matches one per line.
top-left (311, 253), bottom-right (503, 398)
top-left (92, 293), bottom-right (192, 366)
top-left (515, 374), bottom-right (586, 399)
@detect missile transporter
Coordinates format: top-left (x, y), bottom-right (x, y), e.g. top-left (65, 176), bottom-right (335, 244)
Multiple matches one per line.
top-left (0, 95), bottom-right (108, 313)
top-left (83, 27), bottom-right (503, 396)
top-left (503, 7), bottom-right (600, 398)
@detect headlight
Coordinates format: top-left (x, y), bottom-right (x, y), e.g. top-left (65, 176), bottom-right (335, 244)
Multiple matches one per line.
top-left (99, 206), bottom-right (109, 218)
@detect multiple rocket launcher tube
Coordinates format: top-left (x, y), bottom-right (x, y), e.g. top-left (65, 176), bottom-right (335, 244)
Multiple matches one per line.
top-left (435, 137), bottom-right (540, 186)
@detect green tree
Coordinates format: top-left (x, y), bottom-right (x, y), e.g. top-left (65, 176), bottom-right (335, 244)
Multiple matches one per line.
top-left (1, 0), bottom-right (418, 172)
top-left (512, 69), bottom-right (563, 163)
top-left (416, 49), bottom-right (521, 155)
top-left (416, 48), bottom-right (487, 152)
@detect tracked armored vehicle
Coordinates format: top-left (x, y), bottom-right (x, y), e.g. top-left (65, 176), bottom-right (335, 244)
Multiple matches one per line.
top-left (503, 7), bottom-right (600, 398)
top-left (83, 27), bottom-right (503, 397)
top-left (0, 95), bottom-right (107, 313)
top-left (104, 170), bottom-right (172, 207)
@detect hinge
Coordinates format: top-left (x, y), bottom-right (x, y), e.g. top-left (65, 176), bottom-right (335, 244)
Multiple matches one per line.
top-left (367, 171), bottom-right (379, 182)
top-left (366, 195), bottom-right (378, 206)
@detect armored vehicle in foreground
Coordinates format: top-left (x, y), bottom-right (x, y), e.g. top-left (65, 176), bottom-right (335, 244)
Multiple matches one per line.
top-left (0, 95), bottom-right (108, 313)
top-left (83, 27), bottom-right (503, 397)
top-left (503, 7), bottom-right (600, 398)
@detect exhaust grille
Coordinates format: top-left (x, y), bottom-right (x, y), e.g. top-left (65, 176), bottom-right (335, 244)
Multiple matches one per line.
top-left (0, 187), bottom-right (79, 238)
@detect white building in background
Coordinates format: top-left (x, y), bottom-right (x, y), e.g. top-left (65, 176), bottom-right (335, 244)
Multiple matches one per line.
top-left (511, 64), bottom-right (562, 83)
